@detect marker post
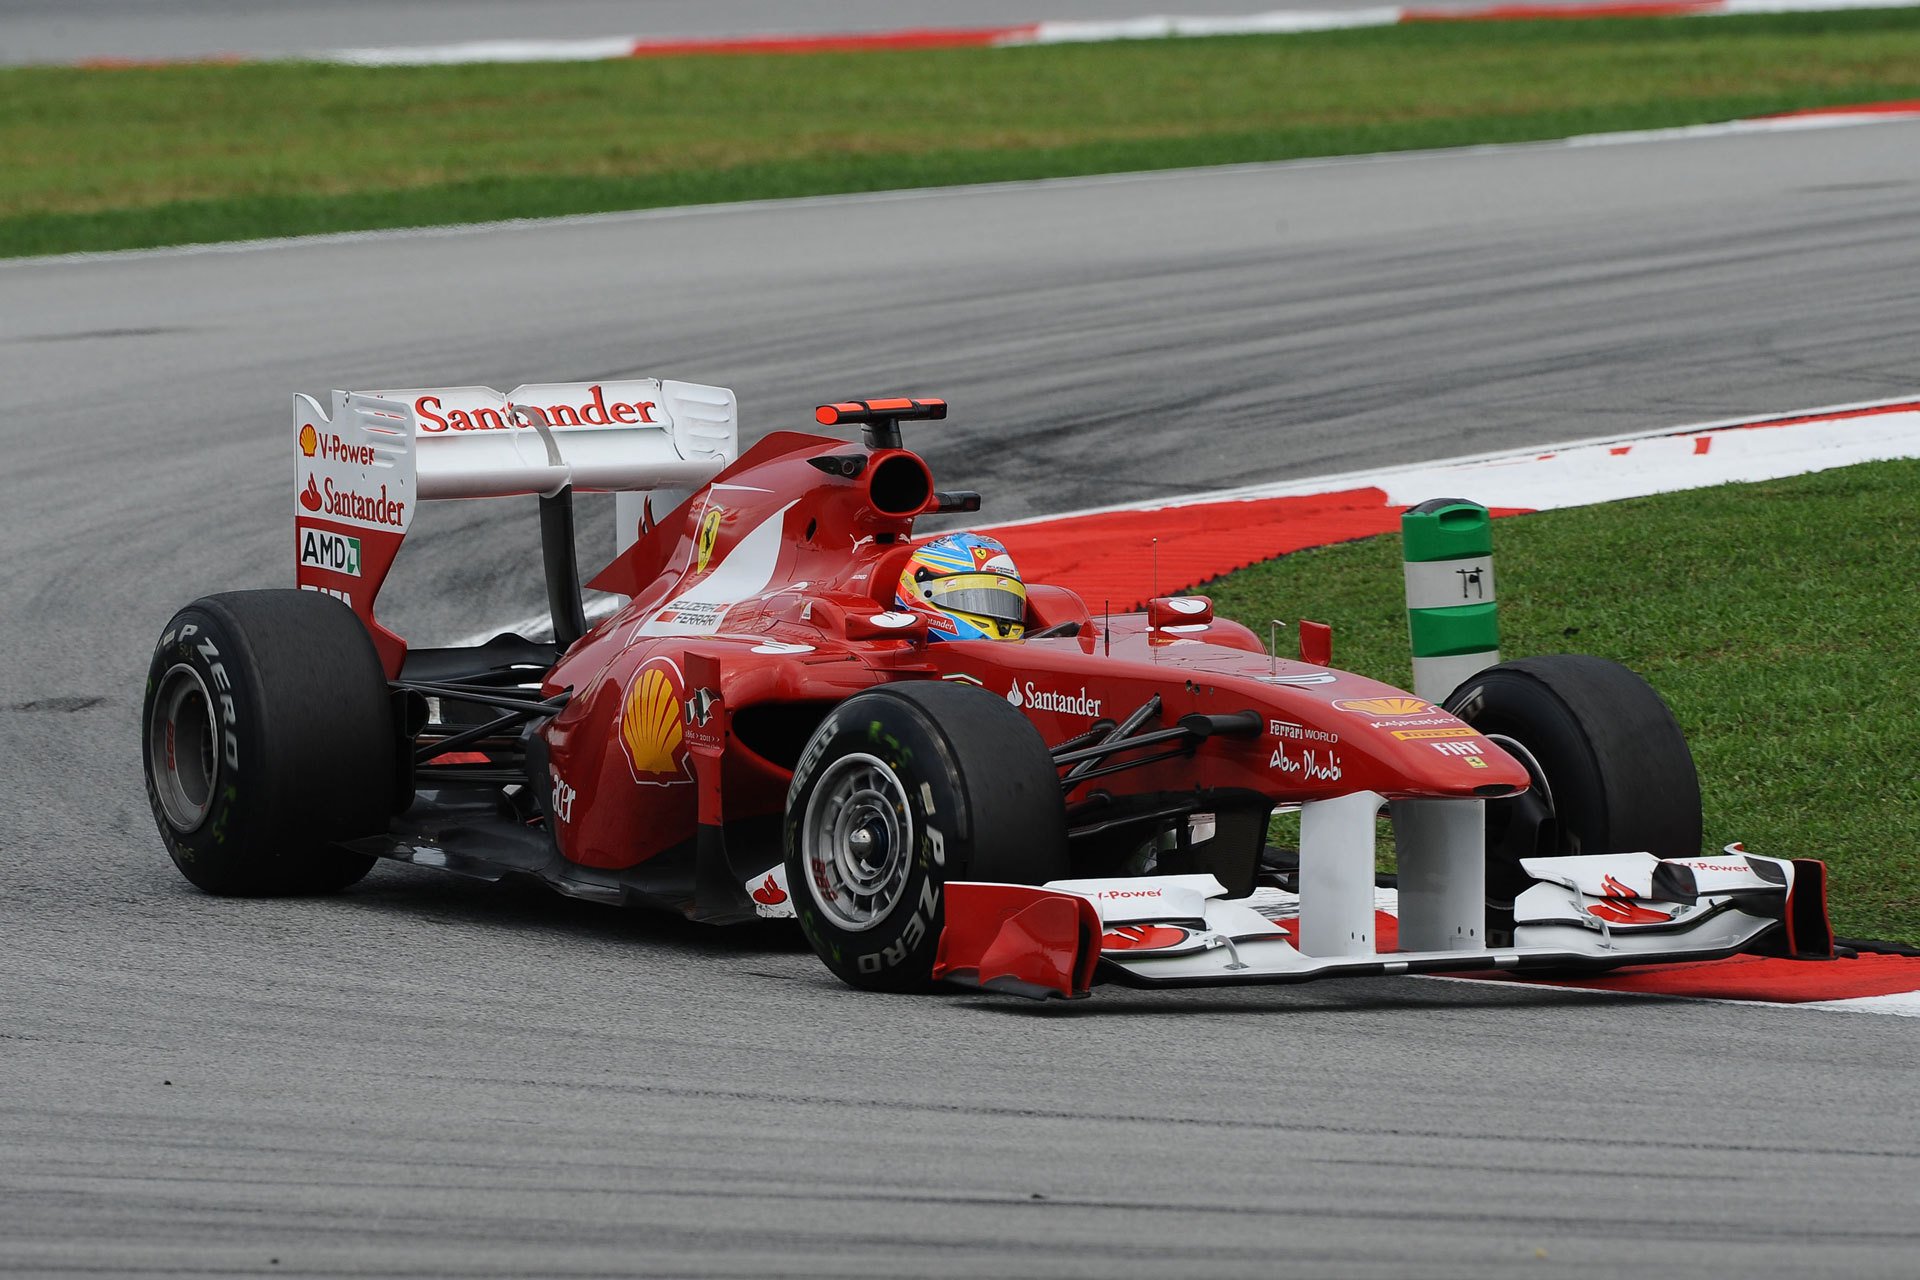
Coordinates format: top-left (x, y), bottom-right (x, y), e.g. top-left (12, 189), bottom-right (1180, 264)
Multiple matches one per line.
top-left (1401, 498), bottom-right (1499, 704)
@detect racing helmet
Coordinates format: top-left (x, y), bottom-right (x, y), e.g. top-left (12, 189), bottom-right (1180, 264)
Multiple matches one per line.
top-left (896, 533), bottom-right (1027, 641)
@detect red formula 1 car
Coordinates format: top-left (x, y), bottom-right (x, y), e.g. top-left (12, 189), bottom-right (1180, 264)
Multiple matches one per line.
top-left (142, 382), bottom-right (1832, 999)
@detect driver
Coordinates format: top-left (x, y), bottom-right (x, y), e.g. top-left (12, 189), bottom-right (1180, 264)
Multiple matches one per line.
top-left (895, 532), bottom-right (1027, 641)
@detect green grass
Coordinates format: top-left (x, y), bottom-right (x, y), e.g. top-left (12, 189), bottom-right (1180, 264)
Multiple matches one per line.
top-left (8, 10), bottom-right (1920, 256)
top-left (1205, 459), bottom-right (1920, 944)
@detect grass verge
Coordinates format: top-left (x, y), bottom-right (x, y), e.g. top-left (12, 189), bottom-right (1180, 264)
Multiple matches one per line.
top-left (7, 10), bottom-right (1920, 256)
top-left (1205, 459), bottom-right (1920, 944)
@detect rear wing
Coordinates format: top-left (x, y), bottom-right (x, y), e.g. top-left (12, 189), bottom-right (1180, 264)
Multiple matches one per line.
top-left (294, 379), bottom-right (737, 672)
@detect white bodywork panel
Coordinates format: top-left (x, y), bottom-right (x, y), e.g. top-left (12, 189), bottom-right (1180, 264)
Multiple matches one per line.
top-left (1392, 797), bottom-right (1488, 952)
top-left (745, 862), bottom-right (794, 920)
top-left (357, 379), bottom-right (735, 499)
top-left (1298, 790), bottom-right (1381, 957)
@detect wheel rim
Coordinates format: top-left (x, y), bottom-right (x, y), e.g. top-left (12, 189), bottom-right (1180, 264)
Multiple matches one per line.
top-left (149, 663), bottom-right (221, 832)
top-left (801, 753), bottom-right (914, 932)
top-left (1487, 733), bottom-right (1553, 816)
top-left (1482, 732), bottom-right (1557, 908)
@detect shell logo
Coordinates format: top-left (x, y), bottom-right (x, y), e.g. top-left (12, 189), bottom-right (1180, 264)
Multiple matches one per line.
top-left (695, 506), bottom-right (724, 573)
top-left (1332, 697), bottom-right (1435, 717)
top-left (299, 423), bottom-right (318, 457)
top-left (619, 664), bottom-right (687, 782)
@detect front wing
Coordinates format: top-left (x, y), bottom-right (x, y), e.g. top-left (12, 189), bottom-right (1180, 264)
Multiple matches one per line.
top-left (932, 850), bottom-right (1832, 1000)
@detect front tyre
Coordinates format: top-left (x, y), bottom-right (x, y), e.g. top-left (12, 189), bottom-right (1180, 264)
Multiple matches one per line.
top-left (1444, 655), bottom-right (1701, 927)
top-left (785, 681), bottom-right (1069, 993)
top-left (143, 590), bottom-right (395, 896)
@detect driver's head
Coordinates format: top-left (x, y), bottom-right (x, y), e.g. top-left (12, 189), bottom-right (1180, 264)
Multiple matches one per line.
top-left (896, 533), bottom-right (1026, 641)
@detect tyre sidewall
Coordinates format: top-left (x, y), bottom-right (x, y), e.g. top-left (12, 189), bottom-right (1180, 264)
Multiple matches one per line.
top-left (143, 594), bottom-right (387, 895)
top-left (145, 606), bottom-right (272, 889)
top-left (784, 695), bottom-right (970, 992)
top-left (1448, 675), bottom-right (1608, 855)
top-left (1447, 656), bottom-right (1700, 861)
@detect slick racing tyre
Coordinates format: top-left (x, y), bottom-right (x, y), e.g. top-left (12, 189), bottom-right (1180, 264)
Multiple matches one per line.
top-left (785, 681), bottom-right (1069, 993)
top-left (1444, 655), bottom-right (1701, 930)
top-left (143, 589), bottom-right (394, 896)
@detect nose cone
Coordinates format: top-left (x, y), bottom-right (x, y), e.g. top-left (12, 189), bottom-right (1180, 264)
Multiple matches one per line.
top-left (1363, 724), bottom-right (1532, 797)
top-left (1303, 694), bottom-right (1531, 797)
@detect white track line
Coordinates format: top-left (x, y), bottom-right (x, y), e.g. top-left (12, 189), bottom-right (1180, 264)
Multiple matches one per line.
top-left (984, 394), bottom-right (1920, 525)
top-left (1428, 974), bottom-right (1920, 1015)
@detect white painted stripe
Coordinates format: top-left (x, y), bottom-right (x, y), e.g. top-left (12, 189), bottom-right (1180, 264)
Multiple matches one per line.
top-left (1567, 109), bottom-right (1920, 148)
top-left (1794, 989), bottom-right (1920, 1016)
top-left (984, 396), bottom-right (1920, 528)
top-left (1721, 0), bottom-right (1920, 12)
top-left (1427, 972), bottom-right (1920, 1015)
top-left (1403, 557), bottom-right (1497, 611)
top-left (1021, 8), bottom-right (1404, 44)
top-left (328, 37), bottom-right (640, 66)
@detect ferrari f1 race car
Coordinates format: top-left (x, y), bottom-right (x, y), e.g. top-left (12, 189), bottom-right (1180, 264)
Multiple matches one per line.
top-left (142, 378), bottom-right (1833, 999)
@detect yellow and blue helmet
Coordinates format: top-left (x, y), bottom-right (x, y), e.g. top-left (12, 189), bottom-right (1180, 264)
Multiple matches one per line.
top-left (896, 533), bottom-right (1027, 641)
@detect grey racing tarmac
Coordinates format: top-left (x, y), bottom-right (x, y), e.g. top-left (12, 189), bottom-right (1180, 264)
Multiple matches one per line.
top-left (3, 123), bottom-right (1918, 1276)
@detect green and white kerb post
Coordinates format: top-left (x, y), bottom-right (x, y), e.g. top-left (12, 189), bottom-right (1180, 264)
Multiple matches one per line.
top-left (1401, 498), bottom-right (1499, 704)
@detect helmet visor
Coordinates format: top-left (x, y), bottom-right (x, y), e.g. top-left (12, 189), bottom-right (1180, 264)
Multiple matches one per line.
top-left (924, 573), bottom-right (1026, 625)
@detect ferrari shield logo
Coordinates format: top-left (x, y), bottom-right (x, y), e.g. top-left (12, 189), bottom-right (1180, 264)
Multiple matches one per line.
top-left (696, 506), bottom-right (724, 573)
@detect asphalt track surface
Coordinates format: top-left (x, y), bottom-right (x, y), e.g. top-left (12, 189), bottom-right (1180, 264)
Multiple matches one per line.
top-left (5, 125), bottom-right (1920, 1276)
top-left (1, 0), bottom-right (1657, 64)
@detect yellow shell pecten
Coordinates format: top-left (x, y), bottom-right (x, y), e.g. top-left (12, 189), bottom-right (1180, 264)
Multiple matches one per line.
top-left (621, 666), bottom-right (683, 776)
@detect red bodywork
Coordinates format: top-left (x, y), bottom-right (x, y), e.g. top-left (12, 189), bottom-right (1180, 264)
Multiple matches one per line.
top-left (531, 428), bottom-right (1529, 884)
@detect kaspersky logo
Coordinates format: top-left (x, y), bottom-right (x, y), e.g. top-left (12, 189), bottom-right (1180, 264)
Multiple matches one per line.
top-left (299, 528), bottom-right (361, 577)
top-left (1332, 697), bottom-right (1435, 717)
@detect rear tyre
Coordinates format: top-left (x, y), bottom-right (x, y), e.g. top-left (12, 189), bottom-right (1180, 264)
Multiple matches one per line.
top-left (142, 590), bottom-right (394, 896)
top-left (785, 681), bottom-right (1069, 993)
top-left (1444, 655), bottom-right (1701, 928)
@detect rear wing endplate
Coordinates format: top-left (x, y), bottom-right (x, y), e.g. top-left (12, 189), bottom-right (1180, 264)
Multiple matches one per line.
top-left (293, 379), bottom-right (737, 671)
